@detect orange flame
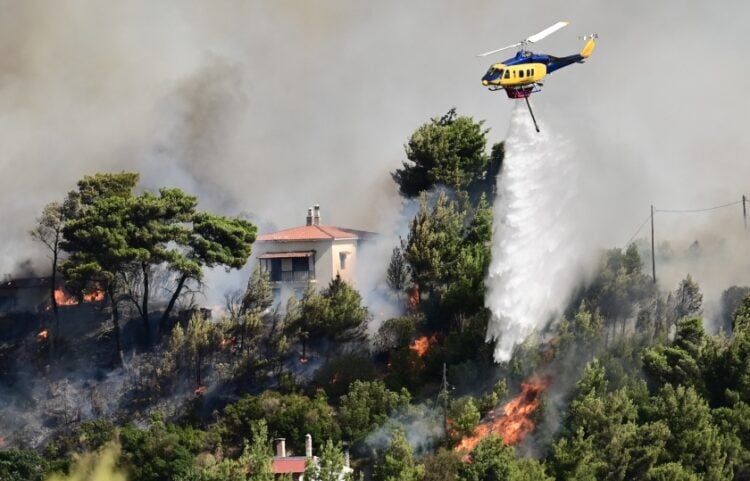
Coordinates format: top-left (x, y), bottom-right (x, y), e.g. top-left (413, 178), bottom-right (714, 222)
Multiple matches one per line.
top-left (456, 376), bottom-right (551, 454)
top-left (0, 436), bottom-right (5, 447)
top-left (37, 329), bottom-right (49, 342)
top-left (220, 337), bottom-right (237, 349)
top-left (299, 356), bottom-right (309, 364)
top-left (194, 385), bottom-right (208, 396)
top-left (407, 284), bottom-right (420, 311)
top-left (53, 286), bottom-right (105, 306)
top-left (54, 288), bottom-right (78, 306)
top-left (410, 333), bottom-right (438, 357)
top-left (83, 289), bottom-right (105, 302)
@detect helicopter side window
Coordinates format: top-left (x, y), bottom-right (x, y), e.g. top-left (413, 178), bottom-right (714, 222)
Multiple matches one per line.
top-left (496, 69), bottom-right (504, 78)
top-left (527, 69), bottom-right (532, 76)
top-left (519, 70), bottom-right (524, 78)
top-left (504, 71), bottom-right (510, 79)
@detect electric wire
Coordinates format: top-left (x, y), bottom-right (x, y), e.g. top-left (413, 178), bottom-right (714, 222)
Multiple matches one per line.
top-left (623, 214), bottom-right (652, 246)
top-left (623, 196), bottom-right (747, 246)
top-left (655, 200), bottom-right (742, 214)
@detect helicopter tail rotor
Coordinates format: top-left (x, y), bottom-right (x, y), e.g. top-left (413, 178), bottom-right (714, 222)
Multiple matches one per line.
top-left (579, 34), bottom-right (598, 58)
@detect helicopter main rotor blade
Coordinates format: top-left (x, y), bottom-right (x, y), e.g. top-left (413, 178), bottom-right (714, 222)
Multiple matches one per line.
top-left (476, 21), bottom-right (569, 58)
top-left (526, 21), bottom-right (569, 43)
top-left (476, 42), bottom-right (522, 57)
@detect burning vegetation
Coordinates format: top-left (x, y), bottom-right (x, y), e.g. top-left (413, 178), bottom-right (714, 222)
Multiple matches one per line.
top-left (456, 376), bottom-right (551, 454)
top-left (54, 288), bottom-right (78, 306)
top-left (410, 333), bottom-right (438, 357)
top-left (53, 286), bottom-right (105, 307)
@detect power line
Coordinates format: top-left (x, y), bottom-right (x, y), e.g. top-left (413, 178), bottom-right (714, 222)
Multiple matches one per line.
top-left (623, 196), bottom-right (747, 246)
top-left (655, 200), bottom-right (742, 214)
top-left (623, 214), bottom-right (652, 246)
top-left (620, 195), bottom-right (748, 285)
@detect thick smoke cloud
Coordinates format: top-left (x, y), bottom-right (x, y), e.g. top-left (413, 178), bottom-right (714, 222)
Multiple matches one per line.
top-left (1, 1), bottom-right (749, 345)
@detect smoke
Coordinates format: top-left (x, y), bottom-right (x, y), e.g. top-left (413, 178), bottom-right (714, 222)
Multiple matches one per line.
top-left (485, 105), bottom-right (589, 362)
top-left (355, 195), bottom-right (424, 337)
top-left (1, 0), bottom-right (750, 362)
top-left (46, 441), bottom-right (127, 481)
top-left (363, 403), bottom-right (444, 456)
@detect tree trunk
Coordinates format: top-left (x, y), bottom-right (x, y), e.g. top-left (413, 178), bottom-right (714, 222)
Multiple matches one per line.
top-left (109, 288), bottom-right (123, 366)
top-left (239, 316), bottom-right (246, 354)
top-left (196, 356), bottom-right (202, 387)
top-left (50, 242), bottom-right (59, 356)
top-left (141, 262), bottom-right (150, 331)
top-left (160, 273), bottom-right (188, 334)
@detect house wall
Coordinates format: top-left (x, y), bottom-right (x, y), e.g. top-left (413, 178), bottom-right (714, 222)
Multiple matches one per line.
top-left (255, 240), bottom-right (334, 289)
top-left (330, 239), bottom-right (359, 285)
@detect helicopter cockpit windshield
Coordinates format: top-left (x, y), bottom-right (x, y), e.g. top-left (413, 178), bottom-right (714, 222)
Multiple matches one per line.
top-left (483, 67), bottom-right (504, 83)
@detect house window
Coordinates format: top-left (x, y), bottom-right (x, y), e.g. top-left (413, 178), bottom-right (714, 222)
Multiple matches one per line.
top-left (259, 252), bottom-right (315, 282)
top-left (292, 257), bottom-right (309, 272)
top-left (339, 252), bottom-right (348, 270)
top-left (270, 259), bottom-right (282, 279)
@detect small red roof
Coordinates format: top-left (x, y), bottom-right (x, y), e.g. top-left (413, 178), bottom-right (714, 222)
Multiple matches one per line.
top-left (258, 224), bottom-right (376, 242)
top-left (272, 457), bottom-right (308, 474)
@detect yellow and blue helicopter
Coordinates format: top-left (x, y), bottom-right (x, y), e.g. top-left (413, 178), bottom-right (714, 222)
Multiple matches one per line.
top-left (478, 22), bottom-right (597, 132)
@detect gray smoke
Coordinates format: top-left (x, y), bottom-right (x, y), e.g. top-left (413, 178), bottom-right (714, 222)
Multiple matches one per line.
top-left (1, 1), bottom-right (750, 351)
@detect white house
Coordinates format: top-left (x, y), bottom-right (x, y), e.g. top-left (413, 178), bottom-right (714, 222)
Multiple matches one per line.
top-left (271, 435), bottom-right (352, 481)
top-left (255, 205), bottom-right (376, 292)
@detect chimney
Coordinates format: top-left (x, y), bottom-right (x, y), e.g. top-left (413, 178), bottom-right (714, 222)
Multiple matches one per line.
top-left (306, 207), bottom-right (313, 226)
top-left (343, 443), bottom-right (350, 468)
top-left (313, 204), bottom-right (321, 226)
top-left (275, 438), bottom-right (286, 458)
top-left (305, 434), bottom-right (313, 458)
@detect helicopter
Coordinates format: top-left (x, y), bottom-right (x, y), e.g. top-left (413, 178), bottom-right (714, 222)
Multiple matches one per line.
top-left (478, 21), bottom-right (597, 132)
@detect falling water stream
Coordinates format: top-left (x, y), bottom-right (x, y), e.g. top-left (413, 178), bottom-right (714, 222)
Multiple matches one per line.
top-left (485, 103), bottom-right (582, 362)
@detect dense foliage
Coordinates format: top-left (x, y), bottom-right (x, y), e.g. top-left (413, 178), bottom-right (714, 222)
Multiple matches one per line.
top-left (8, 111), bottom-right (750, 481)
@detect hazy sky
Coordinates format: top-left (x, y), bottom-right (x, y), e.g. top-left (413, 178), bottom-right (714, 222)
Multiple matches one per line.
top-left (2, 0), bottom-right (749, 280)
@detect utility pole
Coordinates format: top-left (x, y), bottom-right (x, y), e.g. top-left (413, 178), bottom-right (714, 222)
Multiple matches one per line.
top-left (743, 195), bottom-right (747, 232)
top-left (650, 205), bottom-right (656, 284)
top-left (440, 363), bottom-right (450, 442)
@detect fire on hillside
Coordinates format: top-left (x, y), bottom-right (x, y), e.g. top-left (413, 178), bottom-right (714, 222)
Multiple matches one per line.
top-left (456, 375), bottom-right (551, 454)
top-left (410, 333), bottom-right (438, 357)
top-left (53, 286), bottom-right (106, 306)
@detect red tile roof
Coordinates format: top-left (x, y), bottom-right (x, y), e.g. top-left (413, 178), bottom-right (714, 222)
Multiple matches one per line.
top-left (272, 457), bottom-right (309, 474)
top-left (258, 225), bottom-right (376, 242)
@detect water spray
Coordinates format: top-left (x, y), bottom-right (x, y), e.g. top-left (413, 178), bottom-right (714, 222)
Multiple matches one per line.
top-left (485, 104), bottom-right (582, 362)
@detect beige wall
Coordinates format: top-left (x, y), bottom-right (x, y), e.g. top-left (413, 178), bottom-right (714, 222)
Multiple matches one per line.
top-left (254, 238), bottom-right (361, 290)
top-left (330, 239), bottom-right (359, 285)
